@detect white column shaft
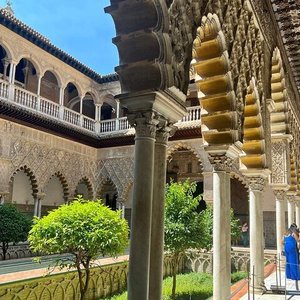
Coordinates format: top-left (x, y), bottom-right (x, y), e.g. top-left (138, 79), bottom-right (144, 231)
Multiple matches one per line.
top-left (288, 200), bottom-right (295, 226)
top-left (213, 171), bottom-right (231, 300)
top-left (296, 203), bottom-right (300, 227)
top-left (249, 189), bottom-right (264, 292)
top-left (276, 197), bottom-right (285, 255)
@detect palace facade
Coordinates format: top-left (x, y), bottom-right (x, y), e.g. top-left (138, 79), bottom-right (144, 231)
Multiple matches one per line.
top-left (0, 1), bottom-right (299, 299)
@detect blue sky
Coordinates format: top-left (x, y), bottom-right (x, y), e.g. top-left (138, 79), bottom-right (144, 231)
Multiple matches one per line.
top-left (1, 0), bottom-right (118, 75)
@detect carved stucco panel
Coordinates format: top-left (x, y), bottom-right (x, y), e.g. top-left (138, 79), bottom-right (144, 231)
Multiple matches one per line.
top-left (8, 138), bottom-right (97, 196)
top-left (95, 157), bottom-right (134, 200)
top-left (271, 139), bottom-right (289, 185)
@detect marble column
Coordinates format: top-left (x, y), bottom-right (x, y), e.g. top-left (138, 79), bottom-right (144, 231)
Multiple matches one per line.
top-left (149, 126), bottom-right (170, 300)
top-left (287, 196), bottom-right (295, 227)
top-left (36, 74), bottom-right (42, 111)
top-left (212, 169), bottom-right (231, 300)
top-left (0, 192), bottom-right (9, 205)
top-left (274, 191), bottom-right (286, 256)
top-left (248, 177), bottom-right (265, 293)
top-left (116, 200), bottom-right (125, 219)
top-left (116, 100), bottom-right (120, 130)
top-left (95, 103), bottom-right (102, 134)
top-left (296, 201), bottom-right (300, 227)
top-left (58, 87), bottom-right (64, 119)
top-left (128, 113), bottom-right (158, 300)
top-left (8, 62), bottom-right (16, 100)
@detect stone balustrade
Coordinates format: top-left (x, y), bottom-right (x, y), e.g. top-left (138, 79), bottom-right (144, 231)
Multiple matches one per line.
top-left (0, 78), bottom-right (201, 135)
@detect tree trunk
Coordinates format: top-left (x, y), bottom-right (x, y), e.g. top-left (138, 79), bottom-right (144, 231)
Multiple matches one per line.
top-left (83, 259), bottom-right (91, 300)
top-left (172, 253), bottom-right (178, 300)
top-left (76, 258), bottom-right (85, 300)
top-left (2, 242), bottom-right (8, 260)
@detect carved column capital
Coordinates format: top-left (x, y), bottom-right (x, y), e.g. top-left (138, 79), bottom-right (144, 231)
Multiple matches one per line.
top-left (127, 111), bottom-right (159, 139)
top-left (286, 194), bottom-right (296, 203)
top-left (209, 155), bottom-right (234, 172)
top-left (247, 176), bottom-right (266, 192)
top-left (273, 190), bottom-right (286, 201)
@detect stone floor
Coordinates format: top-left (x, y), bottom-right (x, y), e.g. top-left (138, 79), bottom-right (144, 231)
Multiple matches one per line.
top-left (240, 266), bottom-right (300, 300)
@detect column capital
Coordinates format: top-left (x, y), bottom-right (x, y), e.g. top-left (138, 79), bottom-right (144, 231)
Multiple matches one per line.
top-left (127, 111), bottom-right (159, 139)
top-left (273, 189), bottom-right (286, 201)
top-left (208, 155), bottom-right (235, 172)
top-left (247, 176), bottom-right (267, 192)
top-left (286, 194), bottom-right (296, 203)
top-left (36, 192), bottom-right (46, 200)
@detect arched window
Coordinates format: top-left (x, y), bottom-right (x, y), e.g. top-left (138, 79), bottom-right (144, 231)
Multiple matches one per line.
top-left (82, 93), bottom-right (96, 119)
top-left (40, 71), bottom-right (60, 103)
top-left (64, 82), bottom-right (79, 112)
top-left (15, 58), bottom-right (38, 93)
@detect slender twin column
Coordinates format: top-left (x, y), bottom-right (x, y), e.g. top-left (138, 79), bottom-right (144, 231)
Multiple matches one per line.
top-left (127, 112), bottom-right (172, 300)
top-left (213, 171), bottom-right (231, 300)
top-left (149, 126), bottom-right (171, 300)
top-left (34, 193), bottom-right (45, 218)
top-left (287, 196), bottom-right (296, 226)
top-left (274, 191), bottom-right (286, 255)
top-left (296, 202), bottom-right (300, 228)
top-left (248, 177), bottom-right (266, 292)
top-left (210, 156), bottom-right (232, 300)
top-left (8, 62), bottom-right (16, 100)
top-left (127, 113), bottom-right (157, 300)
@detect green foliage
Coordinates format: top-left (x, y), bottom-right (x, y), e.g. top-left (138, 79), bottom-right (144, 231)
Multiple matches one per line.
top-left (101, 271), bottom-right (248, 300)
top-left (0, 204), bottom-right (32, 260)
top-left (28, 197), bottom-right (129, 300)
top-left (200, 205), bottom-right (241, 249)
top-left (164, 180), bottom-right (206, 300)
top-left (101, 272), bottom-right (213, 300)
top-left (231, 271), bottom-right (248, 283)
top-left (162, 272), bottom-right (213, 299)
top-left (164, 181), bottom-right (205, 254)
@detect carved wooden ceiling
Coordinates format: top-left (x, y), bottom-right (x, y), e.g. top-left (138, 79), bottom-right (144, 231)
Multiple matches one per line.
top-left (271, 0), bottom-right (300, 91)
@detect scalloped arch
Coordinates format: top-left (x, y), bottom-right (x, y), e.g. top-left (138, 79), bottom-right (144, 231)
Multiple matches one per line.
top-left (10, 165), bottom-right (38, 197)
top-left (270, 48), bottom-right (289, 135)
top-left (240, 78), bottom-right (266, 170)
top-left (192, 13), bottom-right (237, 149)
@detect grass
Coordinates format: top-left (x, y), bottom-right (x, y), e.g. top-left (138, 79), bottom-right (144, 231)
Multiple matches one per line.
top-left (101, 271), bottom-right (247, 300)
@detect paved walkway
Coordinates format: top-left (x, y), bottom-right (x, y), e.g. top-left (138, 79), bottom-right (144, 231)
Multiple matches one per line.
top-left (239, 265), bottom-right (300, 300)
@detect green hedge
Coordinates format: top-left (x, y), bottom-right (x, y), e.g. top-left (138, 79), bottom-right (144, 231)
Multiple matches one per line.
top-left (102, 271), bottom-right (248, 300)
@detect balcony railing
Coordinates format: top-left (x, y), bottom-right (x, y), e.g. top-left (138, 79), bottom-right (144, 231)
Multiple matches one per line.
top-left (0, 79), bottom-right (201, 135)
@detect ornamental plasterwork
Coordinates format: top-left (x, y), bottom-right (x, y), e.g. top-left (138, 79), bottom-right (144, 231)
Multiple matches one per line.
top-left (8, 138), bottom-right (96, 194)
top-left (95, 157), bottom-right (134, 201)
top-left (271, 140), bottom-right (289, 185)
top-left (247, 176), bottom-right (266, 191)
top-left (168, 0), bottom-right (203, 94)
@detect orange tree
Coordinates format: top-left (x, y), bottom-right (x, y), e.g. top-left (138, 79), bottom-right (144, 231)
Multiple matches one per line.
top-left (0, 204), bottom-right (31, 260)
top-left (164, 180), bottom-right (205, 300)
top-left (28, 197), bottom-right (129, 300)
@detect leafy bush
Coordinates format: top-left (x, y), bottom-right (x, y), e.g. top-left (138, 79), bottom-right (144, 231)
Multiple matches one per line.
top-left (101, 271), bottom-right (248, 300)
top-left (0, 204), bottom-right (32, 260)
top-left (29, 197), bottom-right (129, 300)
top-left (231, 271), bottom-right (248, 283)
top-left (101, 272), bottom-right (213, 300)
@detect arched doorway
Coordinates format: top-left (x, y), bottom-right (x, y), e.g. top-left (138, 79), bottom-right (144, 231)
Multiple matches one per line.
top-left (99, 179), bottom-right (118, 210)
top-left (167, 147), bottom-right (203, 184)
top-left (10, 168), bottom-right (37, 217)
top-left (43, 175), bottom-right (66, 216)
top-left (75, 178), bottom-right (93, 199)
